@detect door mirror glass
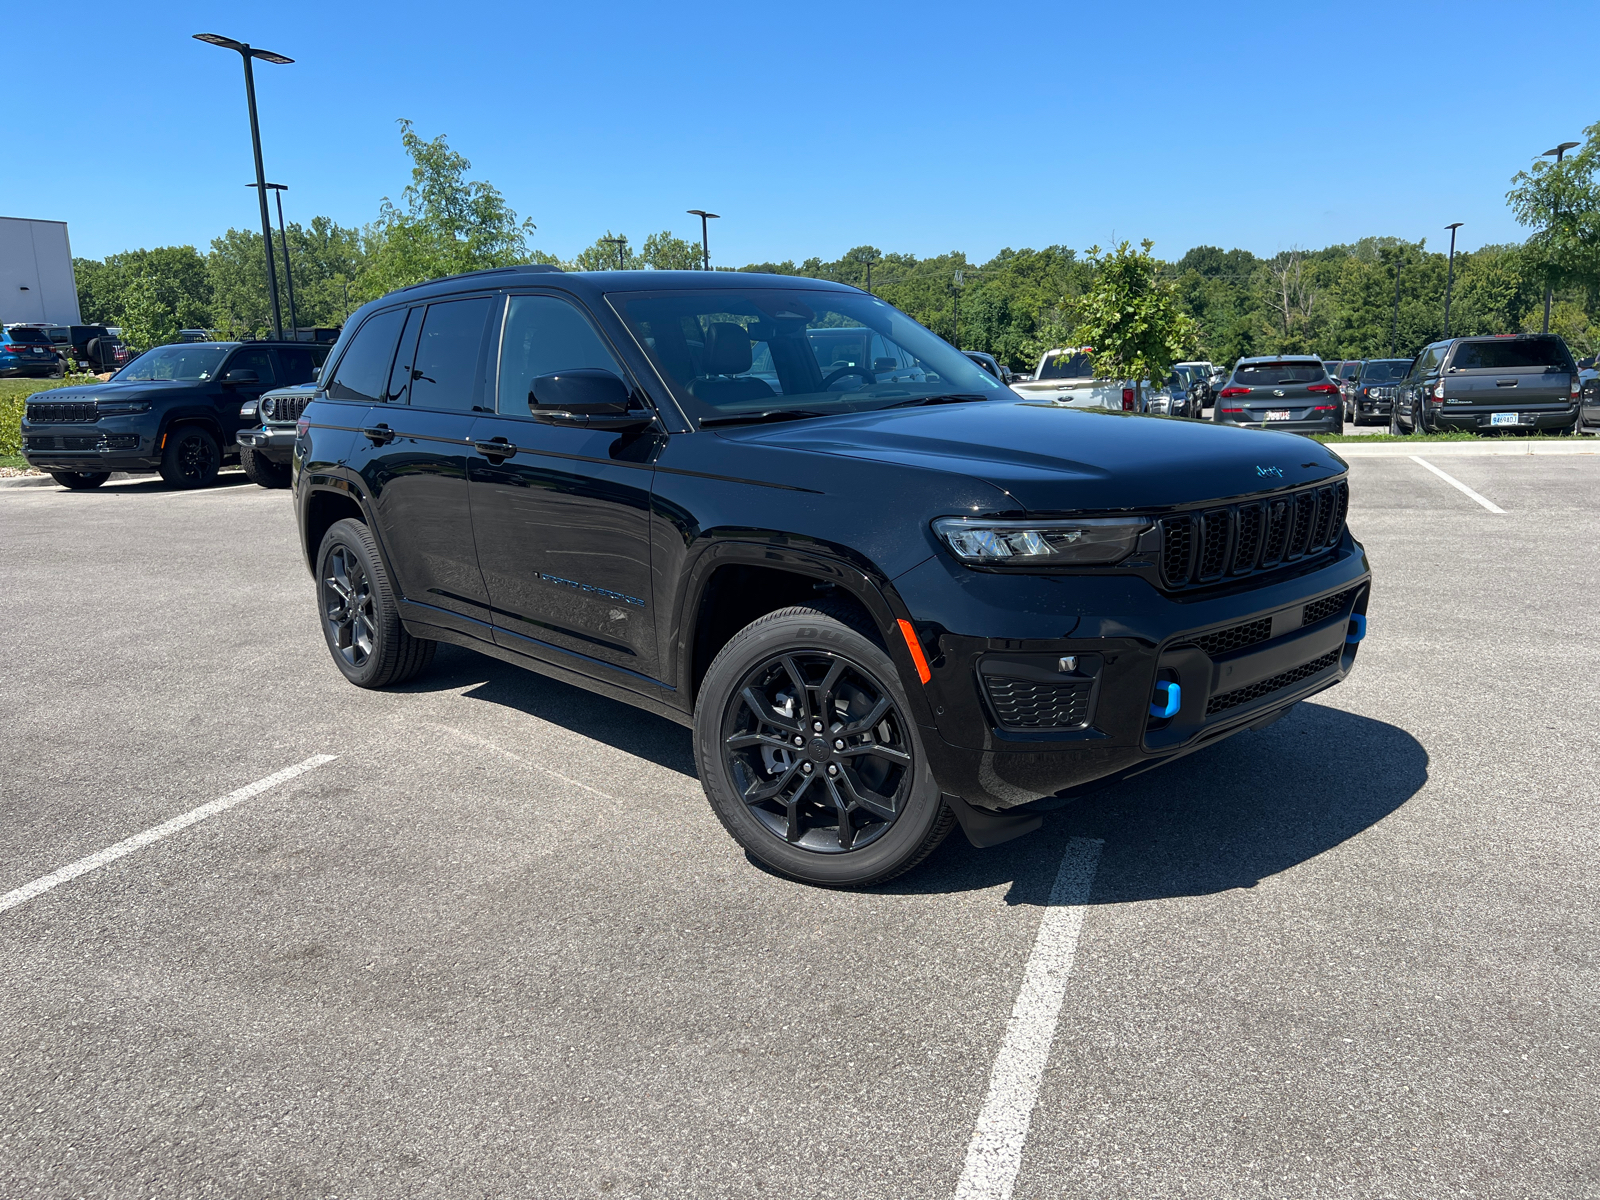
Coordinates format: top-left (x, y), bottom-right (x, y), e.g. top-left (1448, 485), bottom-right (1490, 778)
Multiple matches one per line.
top-left (531, 369), bottom-right (631, 414)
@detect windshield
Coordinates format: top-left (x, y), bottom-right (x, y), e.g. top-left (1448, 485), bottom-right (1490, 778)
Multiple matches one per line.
top-left (611, 288), bottom-right (1003, 421)
top-left (1038, 351), bottom-right (1094, 380)
top-left (1235, 361), bottom-right (1326, 385)
top-left (115, 344), bottom-right (229, 382)
top-left (1450, 338), bottom-right (1575, 371)
top-left (1360, 359), bottom-right (1411, 382)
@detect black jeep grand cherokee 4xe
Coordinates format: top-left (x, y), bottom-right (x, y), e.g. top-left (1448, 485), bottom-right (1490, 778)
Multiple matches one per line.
top-left (294, 267), bottom-right (1371, 887)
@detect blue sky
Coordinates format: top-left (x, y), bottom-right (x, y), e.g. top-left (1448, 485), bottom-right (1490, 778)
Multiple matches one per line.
top-left (8, 0), bottom-right (1592, 265)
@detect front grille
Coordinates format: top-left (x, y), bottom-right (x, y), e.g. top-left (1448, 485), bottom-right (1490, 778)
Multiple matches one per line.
top-left (1206, 649), bottom-right (1341, 716)
top-left (1159, 480), bottom-right (1348, 590)
top-left (1302, 586), bottom-right (1361, 627)
top-left (1191, 616), bottom-right (1273, 658)
top-left (983, 677), bottom-right (1092, 730)
top-left (26, 401), bottom-right (97, 423)
top-left (25, 435), bottom-right (99, 451)
top-left (262, 393), bottom-right (312, 423)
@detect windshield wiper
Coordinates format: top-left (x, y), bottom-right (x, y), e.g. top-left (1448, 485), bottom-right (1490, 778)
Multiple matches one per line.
top-left (699, 409), bottom-right (829, 428)
top-left (881, 393), bottom-right (990, 409)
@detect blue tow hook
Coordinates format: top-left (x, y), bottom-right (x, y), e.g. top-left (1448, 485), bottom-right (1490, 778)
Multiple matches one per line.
top-left (1347, 613), bottom-right (1367, 644)
top-left (1150, 680), bottom-right (1181, 719)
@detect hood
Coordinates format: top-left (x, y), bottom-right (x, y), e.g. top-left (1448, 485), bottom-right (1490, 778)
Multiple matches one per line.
top-left (30, 378), bottom-right (208, 402)
top-left (721, 400), bottom-right (1347, 513)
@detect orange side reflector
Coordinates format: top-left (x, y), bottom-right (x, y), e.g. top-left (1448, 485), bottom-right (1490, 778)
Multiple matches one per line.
top-left (897, 619), bottom-right (932, 685)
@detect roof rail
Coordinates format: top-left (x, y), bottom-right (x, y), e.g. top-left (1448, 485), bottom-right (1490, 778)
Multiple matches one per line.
top-left (397, 262), bottom-right (564, 293)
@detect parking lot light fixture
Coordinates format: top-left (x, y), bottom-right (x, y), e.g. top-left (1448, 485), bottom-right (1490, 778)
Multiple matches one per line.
top-left (686, 210), bottom-right (719, 271)
top-left (1390, 250), bottom-right (1403, 357)
top-left (1540, 142), bottom-right (1580, 334)
top-left (600, 237), bottom-right (628, 270)
top-left (250, 182), bottom-right (297, 338)
top-left (194, 33), bottom-right (293, 340)
top-left (1443, 223), bottom-right (1463, 339)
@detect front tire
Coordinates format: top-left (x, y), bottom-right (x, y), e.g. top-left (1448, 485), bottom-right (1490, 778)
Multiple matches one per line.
top-left (694, 602), bottom-right (954, 887)
top-left (50, 471), bottom-right (109, 490)
top-left (316, 518), bottom-right (436, 688)
top-left (239, 446), bottom-right (291, 488)
top-left (159, 426), bottom-right (221, 488)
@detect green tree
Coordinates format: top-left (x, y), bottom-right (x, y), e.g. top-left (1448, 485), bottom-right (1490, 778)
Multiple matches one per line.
top-left (74, 246), bottom-right (212, 335)
top-left (208, 216), bottom-right (366, 336)
top-left (1071, 240), bottom-right (1197, 398)
top-left (360, 119), bottom-right (544, 297)
top-left (1506, 119), bottom-right (1600, 298)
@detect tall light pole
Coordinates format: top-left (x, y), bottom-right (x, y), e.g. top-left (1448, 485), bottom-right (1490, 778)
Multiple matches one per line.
top-left (1390, 248), bottom-right (1403, 357)
top-left (1442, 222), bottom-right (1463, 338)
top-left (862, 254), bottom-right (880, 294)
top-left (250, 182), bottom-right (297, 338)
top-left (1540, 141), bottom-right (1580, 333)
top-left (194, 33), bottom-right (293, 340)
top-left (686, 210), bottom-right (719, 271)
top-left (600, 237), bottom-right (628, 270)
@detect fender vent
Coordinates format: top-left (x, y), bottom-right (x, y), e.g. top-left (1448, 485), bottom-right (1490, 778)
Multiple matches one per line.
top-left (983, 677), bottom-right (1093, 730)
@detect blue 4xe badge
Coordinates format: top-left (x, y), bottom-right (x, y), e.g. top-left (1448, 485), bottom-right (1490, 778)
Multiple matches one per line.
top-left (1256, 465), bottom-right (1284, 478)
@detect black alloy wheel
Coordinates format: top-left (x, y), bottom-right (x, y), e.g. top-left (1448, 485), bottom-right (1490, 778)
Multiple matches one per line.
top-left (159, 426), bottom-right (220, 488)
top-left (695, 602), bottom-right (954, 887)
top-left (315, 518), bottom-right (436, 688)
top-left (49, 471), bottom-right (110, 489)
top-left (722, 649), bottom-right (913, 853)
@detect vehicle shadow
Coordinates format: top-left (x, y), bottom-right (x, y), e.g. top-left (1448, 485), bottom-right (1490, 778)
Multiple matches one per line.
top-left (94, 469), bottom-right (255, 495)
top-left (399, 644), bottom-right (698, 778)
top-left (888, 700), bottom-right (1427, 906)
top-left (402, 649), bottom-right (1425, 907)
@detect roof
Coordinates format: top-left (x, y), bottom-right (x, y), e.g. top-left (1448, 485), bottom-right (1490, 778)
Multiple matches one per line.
top-left (387, 266), bottom-right (859, 308)
top-left (1235, 354), bottom-right (1324, 363)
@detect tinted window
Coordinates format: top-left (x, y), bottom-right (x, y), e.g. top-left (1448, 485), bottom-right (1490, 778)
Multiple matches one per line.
top-left (326, 308), bottom-right (407, 403)
top-left (1341, 361), bottom-right (1363, 380)
top-left (1414, 344), bottom-right (1449, 375)
top-left (408, 297), bottom-right (494, 411)
top-left (1359, 359), bottom-right (1411, 382)
top-left (1450, 338), bottom-right (1575, 371)
top-left (227, 348), bottom-right (277, 386)
top-left (386, 308), bottom-right (424, 404)
top-left (1039, 351), bottom-right (1093, 380)
top-left (1235, 361), bottom-right (1325, 384)
top-left (497, 295), bottom-right (626, 414)
top-left (7, 327), bottom-right (53, 345)
top-left (277, 346), bottom-right (326, 386)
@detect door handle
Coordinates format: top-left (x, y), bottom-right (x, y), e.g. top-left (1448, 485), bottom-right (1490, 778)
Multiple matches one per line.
top-left (361, 423), bottom-right (394, 444)
top-left (1495, 379), bottom-right (1518, 387)
top-left (473, 437), bottom-right (518, 458)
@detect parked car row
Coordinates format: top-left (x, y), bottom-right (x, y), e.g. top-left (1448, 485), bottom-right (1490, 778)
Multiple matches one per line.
top-left (1, 323), bottom-right (129, 375)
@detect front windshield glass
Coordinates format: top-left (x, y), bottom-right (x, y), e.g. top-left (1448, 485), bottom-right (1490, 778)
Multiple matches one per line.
top-left (1360, 359), bottom-right (1411, 382)
top-left (611, 288), bottom-right (1003, 421)
top-left (116, 344), bottom-right (229, 382)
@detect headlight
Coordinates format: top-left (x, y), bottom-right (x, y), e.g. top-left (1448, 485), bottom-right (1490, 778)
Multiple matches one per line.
top-left (259, 397), bottom-right (276, 420)
top-left (241, 400), bottom-right (259, 419)
top-left (932, 516), bottom-right (1150, 567)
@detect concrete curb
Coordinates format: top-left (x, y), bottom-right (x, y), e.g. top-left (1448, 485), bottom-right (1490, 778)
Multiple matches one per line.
top-left (1331, 441), bottom-right (1600, 457)
top-left (0, 473), bottom-right (54, 488)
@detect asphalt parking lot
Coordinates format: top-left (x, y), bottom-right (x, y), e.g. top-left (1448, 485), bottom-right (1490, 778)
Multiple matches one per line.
top-left (3, 450), bottom-right (1598, 1199)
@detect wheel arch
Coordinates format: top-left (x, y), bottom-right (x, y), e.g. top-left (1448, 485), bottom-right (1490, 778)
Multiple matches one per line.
top-left (301, 481), bottom-right (370, 574)
top-left (674, 539), bottom-right (934, 724)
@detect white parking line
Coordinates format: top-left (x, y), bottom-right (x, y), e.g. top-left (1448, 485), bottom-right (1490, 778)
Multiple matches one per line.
top-left (1410, 455), bottom-right (1507, 513)
top-left (0, 754), bottom-right (337, 915)
top-left (954, 837), bottom-right (1104, 1200)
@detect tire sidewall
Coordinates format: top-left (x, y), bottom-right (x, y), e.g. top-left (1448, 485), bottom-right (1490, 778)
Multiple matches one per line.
top-left (316, 519), bottom-right (395, 688)
top-left (694, 610), bottom-right (943, 887)
top-left (161, 427), bottom-right (220, 488)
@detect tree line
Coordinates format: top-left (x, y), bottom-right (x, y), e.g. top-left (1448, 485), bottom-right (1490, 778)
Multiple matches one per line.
top-left (76, 119), bottom-right (1600, 367)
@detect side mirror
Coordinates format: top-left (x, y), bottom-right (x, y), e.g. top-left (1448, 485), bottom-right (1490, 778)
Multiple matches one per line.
top-left (311, 366), bottom-right (322, 382)
top-left (530, 369), bottom-right (631, 415)
top-left (222, 368), bottom-right (259, 386)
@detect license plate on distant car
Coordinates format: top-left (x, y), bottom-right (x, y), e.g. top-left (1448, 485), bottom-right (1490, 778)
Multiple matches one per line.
top-left (1264, 409), bottom-right (1291, 421)
top-left (1491, 412), bottom-right (1519, 426)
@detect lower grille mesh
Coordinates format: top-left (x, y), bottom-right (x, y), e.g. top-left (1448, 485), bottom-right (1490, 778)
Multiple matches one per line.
top-left (1206, 649), bottom-right (1341, 715)
top-left (1192, 617), bottom-right (1273, 658)
top-left (1302, 586), bottom-right (1361, 627)
top-left (984, 677), bottom-right (1092, 730)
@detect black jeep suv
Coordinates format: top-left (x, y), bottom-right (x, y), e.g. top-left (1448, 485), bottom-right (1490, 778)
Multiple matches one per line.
top-left (294, 267), bottom-right (1371, 886)
top-left (20, 339), bottom-right (329, 488)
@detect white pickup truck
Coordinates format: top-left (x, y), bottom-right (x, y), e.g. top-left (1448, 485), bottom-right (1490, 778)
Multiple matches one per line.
top-left (1010, 347), bottom-right (1140, 410)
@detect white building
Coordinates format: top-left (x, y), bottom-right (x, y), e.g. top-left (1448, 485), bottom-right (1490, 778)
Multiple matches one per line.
top-left (1, 216), bottom-right (82, 326)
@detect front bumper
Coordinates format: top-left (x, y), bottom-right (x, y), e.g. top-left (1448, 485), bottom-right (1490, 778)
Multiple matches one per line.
top-left (894, 540), bottom-right (1371, 809)
top-left (237, 424), bottom-right (297, 461)
top-left (21, 426), bottom-right (161, 473)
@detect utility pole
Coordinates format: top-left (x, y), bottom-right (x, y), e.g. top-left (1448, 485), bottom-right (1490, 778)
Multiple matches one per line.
top-left (1442, 222), bottom-right (1463, 339)
top-left (194, 34), bottom-right (293, 340)
top-left (1540, 141), bottom-right (1580, 333)
top-left (250, 182), bottom-right (297, 337)
top-left (686, 210), bottom-right (719, 271)
top-left (952, 269), bottom-right (964, 347)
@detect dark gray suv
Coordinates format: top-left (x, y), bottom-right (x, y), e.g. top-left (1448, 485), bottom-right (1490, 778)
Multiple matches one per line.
top-left (1213, 356), bottom-right (1343, 435)
top-left (1390, 334), bottom-right (1580, 435)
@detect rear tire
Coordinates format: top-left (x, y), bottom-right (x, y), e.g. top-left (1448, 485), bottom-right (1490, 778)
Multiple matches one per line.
top-left (316, 518), bottom-right (436, 688)
top-left (694, 600), bottom-right (954, 888)
top-left (50, 471), bottom-right (109, 490)
top-left (159, 426), bottom-right (221, 488)
top-left (239, 446), bottom-right (291, 488)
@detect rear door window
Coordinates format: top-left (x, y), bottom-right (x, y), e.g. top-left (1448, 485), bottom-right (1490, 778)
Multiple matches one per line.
top-left (226, 348), bottom-right (277, 386)
top-left (1449, 338), bottom-right (1574, 372)
top-left (278, 346), bottom-right (320, 385)
top-left (408, 297), bottom-right (496, 411)
top-left (325, 308), bottom-right (408, 403)
top-left (1413, 344), bottom-right (1449, 376)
